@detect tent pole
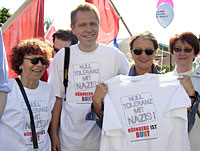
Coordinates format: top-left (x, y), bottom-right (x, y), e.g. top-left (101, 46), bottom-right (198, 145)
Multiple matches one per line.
top-left (108, 0), bottom-right (132, 37)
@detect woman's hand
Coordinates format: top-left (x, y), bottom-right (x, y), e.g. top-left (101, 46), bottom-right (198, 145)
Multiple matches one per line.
top-left (51, 133), bottom-right (60, 151)
top-left (178, 75), bottom-right (196, 109)
top-left (93, 83), bottom-right (108, 116)
top-left (0, 92), bottom-right (7, 120)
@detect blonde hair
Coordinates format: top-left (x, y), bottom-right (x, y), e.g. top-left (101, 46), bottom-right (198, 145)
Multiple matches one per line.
top-left (71, 2), bottom-right (100, 26)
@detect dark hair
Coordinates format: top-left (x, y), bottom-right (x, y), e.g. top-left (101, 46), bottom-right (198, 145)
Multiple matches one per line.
top-left (169, 32), bottom-right (199, 55)
top-left (129, 31), bottom-right (158, 50)
top-left (71, 2), bottom-right (100, 26)
top-left (52, 29), bottom-right (78, 45)
top-left (10, 38), bottom-right (53, 75)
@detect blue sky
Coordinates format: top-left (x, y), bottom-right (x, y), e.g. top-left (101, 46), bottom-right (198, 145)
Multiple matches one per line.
top-left (1, 0), bottom-right (200, 45)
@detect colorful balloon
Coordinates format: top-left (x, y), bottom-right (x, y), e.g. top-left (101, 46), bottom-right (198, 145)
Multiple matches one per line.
top-left (156, 3), bottom-right (174, 28)
top-left (157, 0), bottom-right (174, 8)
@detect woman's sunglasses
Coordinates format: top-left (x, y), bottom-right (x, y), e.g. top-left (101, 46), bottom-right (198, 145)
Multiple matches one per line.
top-left (132, 49), bottom-right (155, 55)
top-left (24, 57), bottom-right (48, 65)
top-left (173, 47), bottom-right (193, 53)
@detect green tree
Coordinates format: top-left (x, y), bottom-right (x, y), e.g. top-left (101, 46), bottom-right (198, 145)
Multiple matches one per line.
top-left (0, 7), bottom-right (12, 27)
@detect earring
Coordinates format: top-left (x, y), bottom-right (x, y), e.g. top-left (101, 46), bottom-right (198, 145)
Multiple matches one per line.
top-left (19, 67), bottom-right (22, 73)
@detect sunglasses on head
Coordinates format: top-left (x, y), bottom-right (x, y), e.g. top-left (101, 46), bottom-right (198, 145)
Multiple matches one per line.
top-left (173, 47), bottom-right (193, 53)
top-left (53, 46), bottom-right (60, 53)
top-left (132, 49), bottom-right (155, 55)
top-left (24, 57), bottom-right (48, 65)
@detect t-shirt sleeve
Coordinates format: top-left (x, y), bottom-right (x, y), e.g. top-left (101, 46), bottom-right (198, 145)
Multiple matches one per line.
top-left (48, 49), bottom-right (65, 98)
top-left (115, 48), bottom-right (130, 75)
top-left (165, 84), bottom-right (191, 120)
top-left (48, 84), bottom-right (56, 111)
top-left (0, 30), bottom-right (11, 93)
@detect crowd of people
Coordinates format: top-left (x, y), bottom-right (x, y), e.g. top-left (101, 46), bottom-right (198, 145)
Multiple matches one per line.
top-left (0, 2), bottom-right (200, 151)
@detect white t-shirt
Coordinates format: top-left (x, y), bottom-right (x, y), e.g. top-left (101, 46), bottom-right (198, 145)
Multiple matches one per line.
top-left (0, 79), bottom-right (56, 151)
top-left (101, 74), bottom-right (191, 151)
top-left (48, 43), bottom-right (130, 151)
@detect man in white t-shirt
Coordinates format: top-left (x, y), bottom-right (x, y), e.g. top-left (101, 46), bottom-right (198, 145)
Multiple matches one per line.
top-left (48, 3), bottom-right (129, 151)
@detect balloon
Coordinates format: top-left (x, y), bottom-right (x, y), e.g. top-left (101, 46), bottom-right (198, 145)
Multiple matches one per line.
top-left (157, 0), bottom-right (174, 8)
top-left (156, 3), bottom-right (174, 28)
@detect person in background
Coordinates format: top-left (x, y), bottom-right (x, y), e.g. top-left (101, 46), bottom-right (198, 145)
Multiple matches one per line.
top-left (41, 29), bottom-right (78, 82)
top-left (0, 39), bottom-right (56, 151)
top-left (52, 29), bottom-right (78, 55)
top-left (0, 30), bottom-right (11, 119)
top-left (168, 32), bottom-right (200, 151)
top-left (48, 3), bottom-right (129, 151)
top-left (192, 36), bottom-right (200, 67)
top-left (87, 31), bottom-right (159, 127)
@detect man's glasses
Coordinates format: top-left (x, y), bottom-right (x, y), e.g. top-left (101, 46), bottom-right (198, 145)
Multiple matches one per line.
top-left (24, 57), bottom-right (48, 65)
top-left (53, 46), bottom-right (60, 53)
top-left (132, 49), bottom-right (155, 56)
top-left (173, 47), bottom-right (193, 53)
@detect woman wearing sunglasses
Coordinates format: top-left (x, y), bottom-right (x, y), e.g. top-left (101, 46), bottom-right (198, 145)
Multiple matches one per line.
top-left (168, 32), bottom-right (200, 151)
top-left (0, 39), bottom-right (56, 151)
top-left (86, 31), bottom-right (159, 128)
top-left (128, 31), bottom-right (159, 76)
